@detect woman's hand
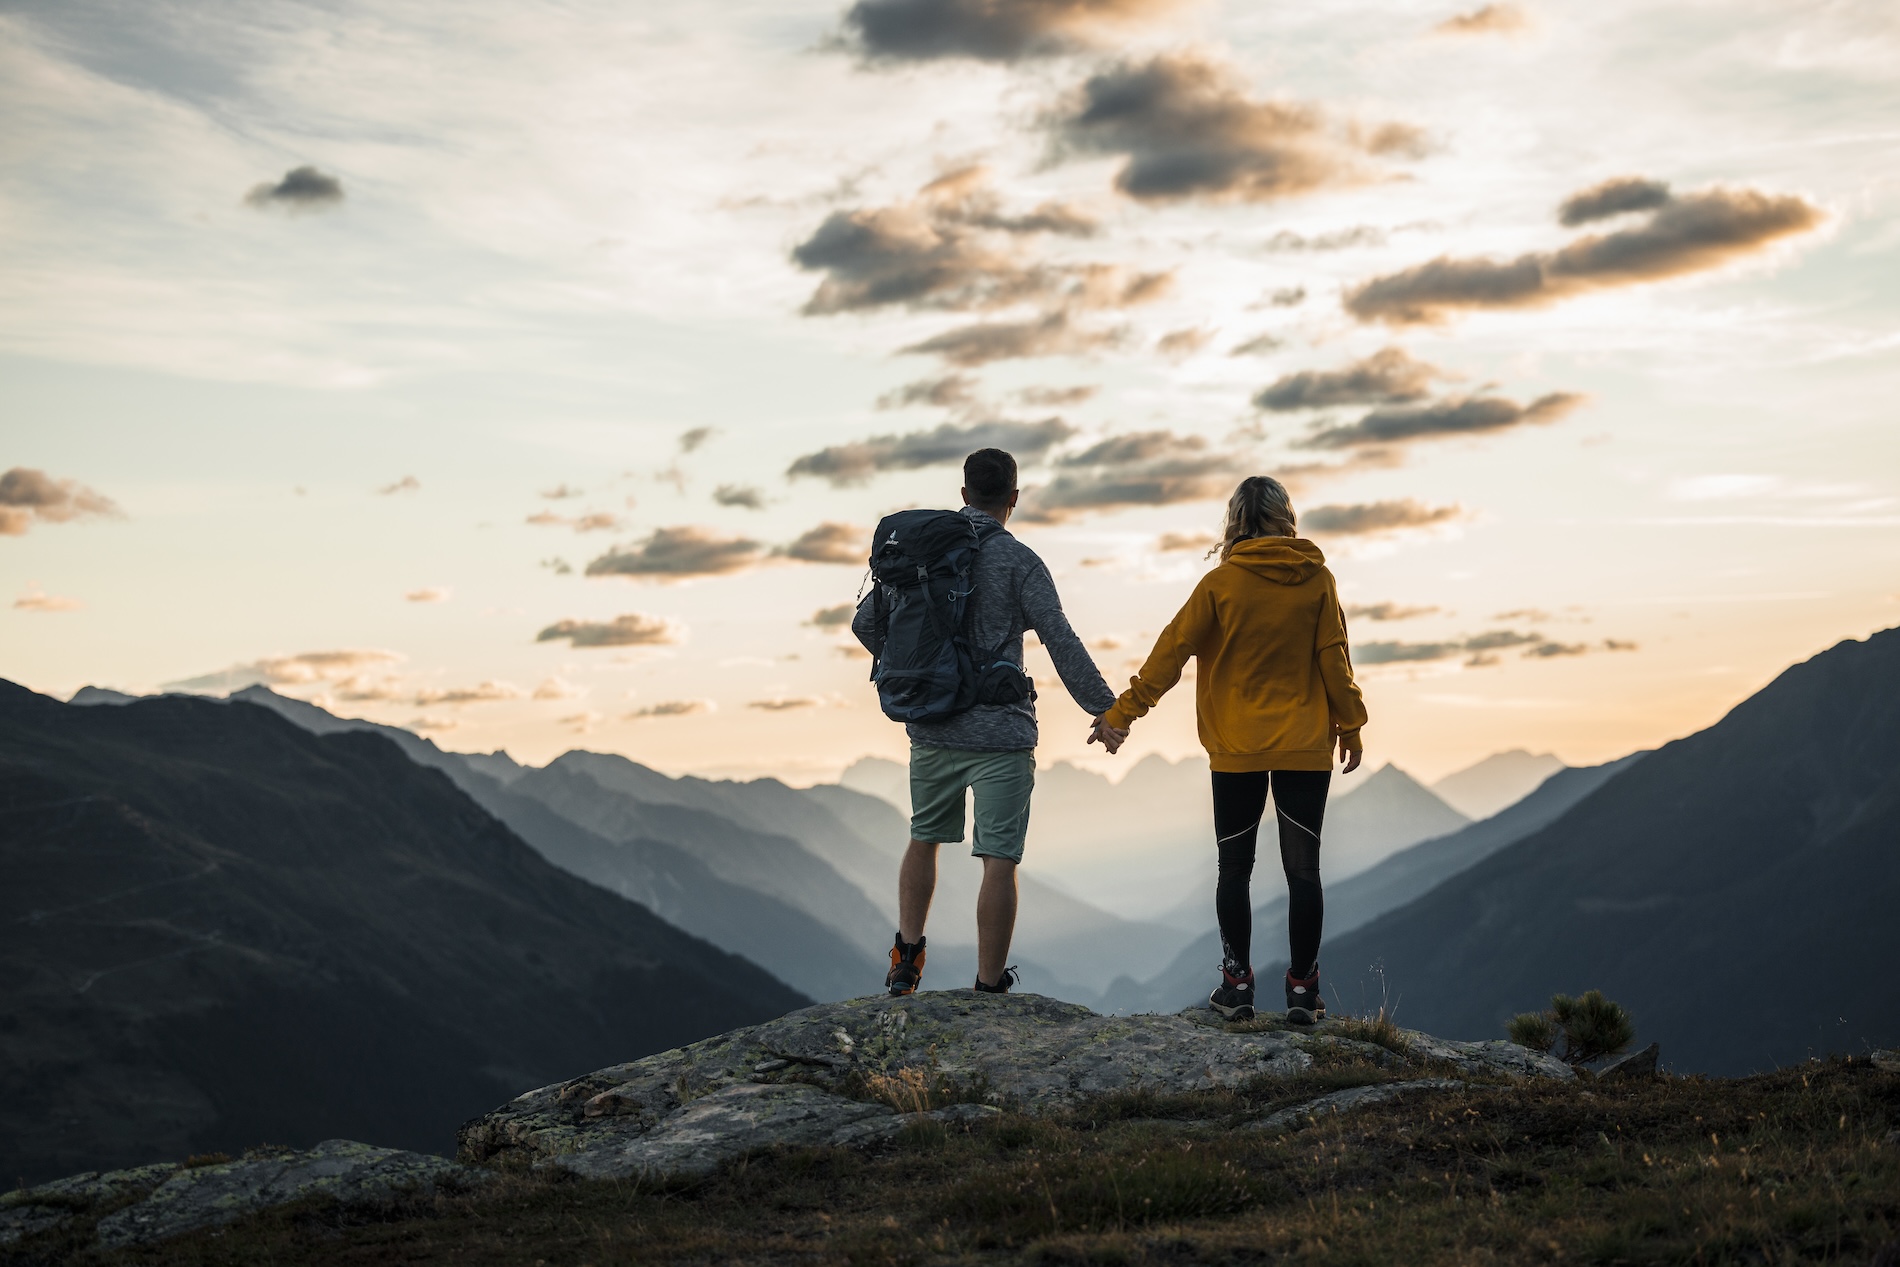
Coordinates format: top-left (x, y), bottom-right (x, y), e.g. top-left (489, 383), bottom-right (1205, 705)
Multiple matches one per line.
top-left (1336, 732), bottom-right (1363, 774)
top-left (1088, 717), bottom-right (1130, 755)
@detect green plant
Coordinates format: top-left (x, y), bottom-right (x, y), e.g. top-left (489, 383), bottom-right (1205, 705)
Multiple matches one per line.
top-left (1508, 989), bottom-right (1635, 1065)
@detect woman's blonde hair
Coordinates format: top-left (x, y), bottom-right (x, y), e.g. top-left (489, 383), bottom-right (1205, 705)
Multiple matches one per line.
top-left (1214, 475), bottom-right (1297, 559)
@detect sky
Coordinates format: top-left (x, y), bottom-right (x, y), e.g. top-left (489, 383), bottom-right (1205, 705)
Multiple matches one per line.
top-left (4, 0), bottom-right (1898, 785)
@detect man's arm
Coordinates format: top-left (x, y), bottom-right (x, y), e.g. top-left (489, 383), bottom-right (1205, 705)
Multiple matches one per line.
top-left (1019, 562), bottom-right (1116, 718)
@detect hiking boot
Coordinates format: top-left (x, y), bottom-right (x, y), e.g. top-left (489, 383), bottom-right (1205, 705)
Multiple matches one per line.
top-left (973, 965), bottom-right (1019, 994)
top-left (1208, 962), bottom-right (1256, 1020)
top-left (886, 933), bottom-right (926, 996)
top-left (1285, 967), bottom-right (1326, 1024)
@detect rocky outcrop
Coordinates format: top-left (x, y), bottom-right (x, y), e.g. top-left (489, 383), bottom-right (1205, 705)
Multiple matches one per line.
top-left (0, 1141), bottom-right (486, 1250)
top-left (6, 993), bottom-right (1574, 1253)
top-left (460, 993), bottom-right (1573, 1180)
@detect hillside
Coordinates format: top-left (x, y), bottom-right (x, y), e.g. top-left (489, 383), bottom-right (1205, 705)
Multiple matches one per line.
top-left (0, 683), bottom-right (804, 1185)
top-left (1325, 628), bottom-right (1900, 1073)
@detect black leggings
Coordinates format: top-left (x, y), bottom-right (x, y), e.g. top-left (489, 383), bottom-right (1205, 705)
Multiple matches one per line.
top-left (1212, 769), bottom-right (1331, 979)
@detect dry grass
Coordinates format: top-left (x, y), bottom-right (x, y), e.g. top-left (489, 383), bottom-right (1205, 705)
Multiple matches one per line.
top-left (11, 1057), bottom-right (1898, 1266)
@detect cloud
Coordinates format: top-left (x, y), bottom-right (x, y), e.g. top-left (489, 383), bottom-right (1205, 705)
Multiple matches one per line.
top-left (625, 699), bottom-right (714, 719)
top-left (541, 557), bottom-right (573, 575)
top-left (1229, 333), bottom-right (1283, 356)
top-left (1298, 390), bottom-right (1586, 449)
top-left (572, 512), bottom-right (620, 532)
top-left (405, 716), bottom-right (457, 733)
top-left (1156, 530), bottom-right (1218, 552)
top-left (1432, 3), bottom-right (1531, 36)
top-left (778, 522), bottom-right (865, 565)
top-left (713, 484), bottom-right (768, 510)
top-left (411, 681), bottom-right (522, 706)
top-left (534, 676), bottom-right (583, 700)
top-left (536, 613), bottom-right (685, 647)
top-left (1254, 347), bottom-right (1447, 411)
top-left (1264, 225), bottom-right (1386, 251)
top-left (1345, 184), bottom-right (1824, 324)
top-left (541, 483), bottom-right (583, 499)
top-left (1346, 602), bottom-right (1440, 621)
top-left (807, 604), bottom-right (857, 629)
top-left (557, 711), bottom-right (604, 734)
top-left (242, 165), bottom-right (344, 212)
top-left (405, 587), bottom-right (451, 603)
top-left (1357, 629), bottom-right (1636, 667)
top-left (1266, 286), bottom-right (1307, 307)
top-left (1157, 326), bottom-right (1215, 360)
top-left (166, 648), bottom-right (403, 693)
top-left (1558, 176), bottom-right (1673, 226)
top-left (748, 696), bottom-right (824, 711)
top-left (1020, 429), bottom-right (1239, 522)
top-left (878, 374), bottom-right (978, 410)
top-left (377, 475), bottom-right (421, 495)
top-left (1302, 499), bottom-right (1464, 535)
top-left (1046, 52), bottom-right (1421, 204)
top-left (901, 311), bottom-right (1125, 366)
top-left (679, 426), bottom-right (716, 453)
top-left (787, 416), bottom-right (1076, 484)
top-left (792, 167), bottom-right (1160, 317)
top-left (0, 467), bottom-right (121, 535)
top-left (584, 527), bottom-right (766, 579)
top-left (14, 585), bottom-right (83, 612)
top-left (1018, 384), bottom-right (1098, 406)
top-left (837, 0), bottom-right (1182, 63)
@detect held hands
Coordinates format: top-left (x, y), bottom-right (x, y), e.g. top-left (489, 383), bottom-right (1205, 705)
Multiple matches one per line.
top-left (1088, 716), bottom-right (1130, 755)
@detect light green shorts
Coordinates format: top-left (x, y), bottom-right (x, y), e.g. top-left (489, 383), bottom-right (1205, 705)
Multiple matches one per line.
top-left (908, 745), bottom-right (1036, 864)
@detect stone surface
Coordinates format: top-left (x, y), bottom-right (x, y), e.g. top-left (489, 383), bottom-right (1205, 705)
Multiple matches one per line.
top-left (93, 1140), bottom-right (480, 1249)
top-left (1870, 1049), bottom-right (1899, 1074)
top-left (1599, 1041), bottom-right (1661, 1081)
top-left (1254, 1079), bottom-right (1468, 1132)
top-left (460, 992), bottom-right (1573, 1179)
top-left (0, 1162), bottom-right (178, 1246)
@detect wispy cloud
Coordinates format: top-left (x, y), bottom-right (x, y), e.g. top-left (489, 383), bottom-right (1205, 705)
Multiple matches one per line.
top-left (778, 522), bottom-right (865, 564)
top-left (901, 311), bottom-right (1126, 366)
top-left (1020, 429), bottom-right (1240, 522)
top-left (837, 0), bottom-right (1183, 63)
top-left (404, 587), bottom-right (451, 603)
top-left (1264, 225), bottom-right (1386, 251)
top-left (1558, 176), bottom-right (1672, 226)
top-left (533, 676), bottom-right (583, 700)
top-left (878, 374), bottom-right (978, 410)
top-left (0, 467), bottom-right (121, 536)
top-left (1347, 602), bottom-right (1441, 621)
top-left (625, 699), bottom-right (715, 719)
top-left (679, 426), bottom-right (716, 453)
top-left (411, 681), bottom-right (522, 706)
top-left (1431, 4), bottom-right (1532, 38)
top-left (788, 416), bottom-right (1076, 484)
top-left (167, 648), bottom-right (403, 693)
top-left (540, 483), bottom-right (583, 500)
top-left (535, 613), bottom-right (685, 647)
top-left (377, 475), bottom-right (421, 495)
top-left (1303, 499), bottom-right (1464, 535)
top-left (748, 696), bottom-right (824, 711)
top-left (712, 484), bottom-right (767, 510)
top-left (1254, 347), bottom-right (1448, 411)
top-left (243, 165), bottom-right (344, 212)
top-left (1018, 384), bottom-right (1098, 407)
top-left (1046, 51), bottom-right (1425, 204)
top-left (1346, 183), bottom-right (1824, 325)
top-left (1156, 530), bottom-right (1218, 552)
top-left (1357, 629), bottom-right (1637, 667)
top-left (1297, 390), bottom-right (1586, 449)
top-left (807, 604), bottom-right (856, 629)
top-left (14, 585), bottom-right (83, 612)
top-left (1157, 326), bottom-right (1215, 361)
top-left (584, 527), bottom-right (765, 579)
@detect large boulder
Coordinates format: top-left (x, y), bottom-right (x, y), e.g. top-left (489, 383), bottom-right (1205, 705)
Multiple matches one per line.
top-left (459, 992), bottom-right (1571, 1180)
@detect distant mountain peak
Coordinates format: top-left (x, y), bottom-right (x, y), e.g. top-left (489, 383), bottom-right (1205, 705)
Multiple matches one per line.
top-left (1432, 750), bottom-right (1567, 821)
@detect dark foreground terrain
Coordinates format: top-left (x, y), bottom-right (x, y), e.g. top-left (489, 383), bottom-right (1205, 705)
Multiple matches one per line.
top-left (8, 1052), bottom-right (1894, 1266)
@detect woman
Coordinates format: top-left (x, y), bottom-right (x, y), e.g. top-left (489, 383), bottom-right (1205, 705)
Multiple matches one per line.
top-left (1091, 476), bottom-right (1367, 1023)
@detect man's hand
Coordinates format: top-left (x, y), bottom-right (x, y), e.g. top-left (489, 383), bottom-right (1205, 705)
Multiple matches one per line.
top-left (1337, 733), bottom-right (1363, 774)
top-left (1088, 717), bottom-right (1130, 755)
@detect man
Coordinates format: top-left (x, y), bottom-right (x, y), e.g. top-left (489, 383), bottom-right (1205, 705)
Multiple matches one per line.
top-left (853, 447), bottom-right (1122, 995)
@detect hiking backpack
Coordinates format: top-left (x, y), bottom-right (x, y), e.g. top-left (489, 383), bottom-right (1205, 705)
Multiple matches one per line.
top-left (862, 509), bottom-right (1031, 724)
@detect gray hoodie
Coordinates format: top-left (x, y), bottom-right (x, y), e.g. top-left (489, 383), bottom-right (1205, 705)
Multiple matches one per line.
top-left (853, 507), bottom-right (1117, 752)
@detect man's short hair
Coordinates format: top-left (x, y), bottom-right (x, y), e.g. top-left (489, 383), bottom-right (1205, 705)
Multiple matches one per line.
top-left (964, 448), bottom-right (1017, 505)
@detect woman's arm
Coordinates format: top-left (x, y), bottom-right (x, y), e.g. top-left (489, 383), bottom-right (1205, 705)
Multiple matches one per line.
top-left (1315, 576), bottom-right (1369, 770)
top-left (1099, 583), bottom-right (1212, 731)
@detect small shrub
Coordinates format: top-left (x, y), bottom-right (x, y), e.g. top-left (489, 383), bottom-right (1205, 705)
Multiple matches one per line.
top-left (1507, 989), bottom-right (1634, 1065)
top-left (182, 1152), bottom-right (232, 1169)
top-left (1331, 1010), bottom-right (1411, 1057)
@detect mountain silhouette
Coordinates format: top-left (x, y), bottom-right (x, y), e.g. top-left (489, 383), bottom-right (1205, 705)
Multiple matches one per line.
top-left (1324, 628), bottom-right (1900, 1073)
top-left (0, 682), bottom-right (804, 1185)
top-left (1430, 749), bottom-right (1567, 820)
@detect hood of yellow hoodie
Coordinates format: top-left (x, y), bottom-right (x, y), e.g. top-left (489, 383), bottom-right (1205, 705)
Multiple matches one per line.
top-left (1225, 535), bottom-right (1327, 585)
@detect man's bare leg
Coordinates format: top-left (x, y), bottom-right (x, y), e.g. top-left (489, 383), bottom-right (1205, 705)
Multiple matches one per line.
top-left (898, 839), bottom-right (938, 944)
top-left (975, 856), bottom-right (1018, 987)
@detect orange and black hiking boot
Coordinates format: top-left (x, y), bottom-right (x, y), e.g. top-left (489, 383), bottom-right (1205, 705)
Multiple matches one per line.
top-left (1209, 960), bottom-right (1256, 1020)
top-left (886, 933), bottom-right (926, 995)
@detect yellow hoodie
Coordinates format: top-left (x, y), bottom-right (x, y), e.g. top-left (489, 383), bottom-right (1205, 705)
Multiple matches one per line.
top-left (1101, 537), bottom-right (1368, 772)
